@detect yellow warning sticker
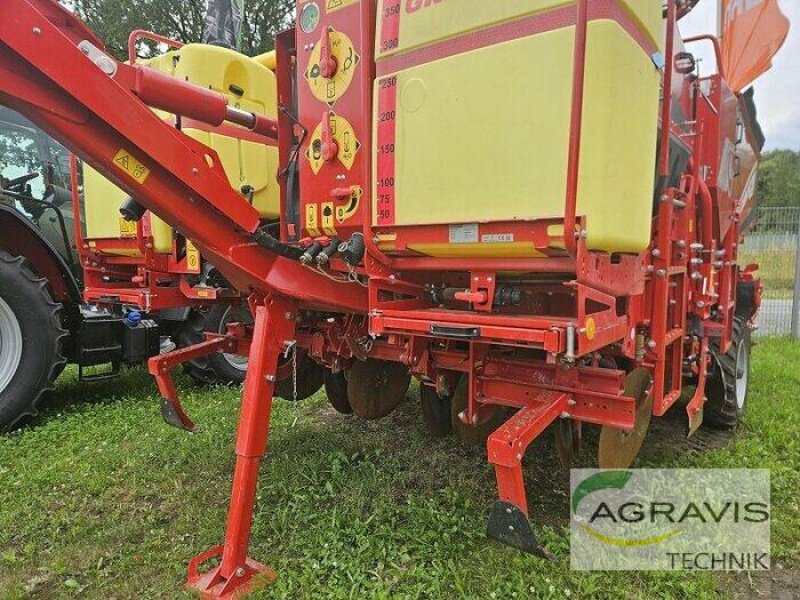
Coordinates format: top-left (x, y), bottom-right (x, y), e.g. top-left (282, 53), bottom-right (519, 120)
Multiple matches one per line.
top-left (306, 204), bottom-right (321, 237)
top-left (305, 29), bottom-right (360, 107)
top-left (335, 186), bottom-right (362, 223)
top-left (306, 113), bottom-right (361, 174)
top-left (325, 0), bottom-right (359, 13)
top-left (118, 217), bottom-right (137, 238)
top-left (185, 240), bottom-right (201, 273)
top-left (112, 148), bottom-right (150, 184)
top-left (321, 202), bottom-right (337, 235)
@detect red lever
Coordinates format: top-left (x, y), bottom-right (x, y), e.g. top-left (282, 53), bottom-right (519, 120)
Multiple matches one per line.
top-left (331, 187), bottom-right (352, 198)
top-left (320, 28), bottom-right (338, 79)
top-left (321, 111), bottom-right (339, 162)
top-left (454, 290), bottom-right (489, 304)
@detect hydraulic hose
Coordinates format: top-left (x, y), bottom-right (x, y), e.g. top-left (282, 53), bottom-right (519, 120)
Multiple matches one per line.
top-left (252, 227), bottom-right (304, 260)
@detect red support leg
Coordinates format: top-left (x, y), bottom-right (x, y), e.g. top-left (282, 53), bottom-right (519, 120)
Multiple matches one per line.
top-left (485, 390), bottom-right (569, 559)
top-left (187, 295), bottom-right (297, 599)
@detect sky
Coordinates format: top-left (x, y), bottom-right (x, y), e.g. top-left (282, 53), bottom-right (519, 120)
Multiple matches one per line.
top-left (681, 0), bottom-right (799, 151)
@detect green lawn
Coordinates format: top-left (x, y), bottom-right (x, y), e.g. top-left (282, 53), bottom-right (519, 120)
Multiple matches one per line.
top-left (0, 339), bottom-right (798, 599)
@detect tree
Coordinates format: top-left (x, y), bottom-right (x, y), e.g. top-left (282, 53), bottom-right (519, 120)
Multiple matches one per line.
top-left (757, 149), bottom-right (800, 208)
top-left (67, 0), bottom-right (294, 60)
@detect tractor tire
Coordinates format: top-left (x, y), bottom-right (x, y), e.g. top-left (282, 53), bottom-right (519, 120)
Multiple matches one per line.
top-left (704, 317), bottom-right (752, 429)
top-left (0, 249), bottom-right (67, 432)
top-left (177, 305), bottom-right (252, 385)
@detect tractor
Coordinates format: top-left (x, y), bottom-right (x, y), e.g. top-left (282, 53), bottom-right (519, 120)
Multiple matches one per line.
top-left (0, 0), bottom-right (783, 597)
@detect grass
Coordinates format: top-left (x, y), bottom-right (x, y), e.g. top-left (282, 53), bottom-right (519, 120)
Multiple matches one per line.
top-left (738, 248), bottom-right (797, 299)
top-left (0, 339), bottom-right (798, 599)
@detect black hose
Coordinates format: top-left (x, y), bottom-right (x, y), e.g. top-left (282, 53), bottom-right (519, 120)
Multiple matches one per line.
top-left (252, 227), bottom-right (304, 260)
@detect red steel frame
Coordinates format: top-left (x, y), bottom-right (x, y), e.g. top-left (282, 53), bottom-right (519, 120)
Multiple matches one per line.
top-left (0, 1), bottom-right (762, 598)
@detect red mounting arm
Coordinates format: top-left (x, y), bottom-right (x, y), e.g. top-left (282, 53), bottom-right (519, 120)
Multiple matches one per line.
top-left (0, 0), bottom-right (367, 314)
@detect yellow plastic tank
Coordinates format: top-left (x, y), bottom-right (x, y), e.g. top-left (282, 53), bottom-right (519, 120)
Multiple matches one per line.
top-left (84, 44), bottom-right (279, 253)
top-left (373, 0), bottom-right (663, 256)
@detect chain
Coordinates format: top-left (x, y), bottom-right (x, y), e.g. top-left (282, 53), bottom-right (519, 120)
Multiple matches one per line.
top-left (283, 340), bottom-right (300, 427)
top-left (291, 341), bottom-right (299, 427)
top-left (292, 342), bottom-right (298, 402)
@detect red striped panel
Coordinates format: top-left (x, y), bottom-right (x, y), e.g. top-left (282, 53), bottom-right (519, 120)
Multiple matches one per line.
top-left (375, 75), bottom-right (398, 226)
top-left (376, 0), bottom-right (658, 76)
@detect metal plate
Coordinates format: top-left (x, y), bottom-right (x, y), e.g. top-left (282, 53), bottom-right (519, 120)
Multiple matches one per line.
top-left (450, 377), bottom-right (506, 445)
top-left (323, 369), bottom-right (352, 414)
top-left (348, 358), bottom-right (410, 420)
top-left (598, 368), bottom-right (653, 469)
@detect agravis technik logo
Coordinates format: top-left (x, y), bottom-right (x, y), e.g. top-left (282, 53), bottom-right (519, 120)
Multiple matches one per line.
top-left (570, 469), bottom-right (771, 571)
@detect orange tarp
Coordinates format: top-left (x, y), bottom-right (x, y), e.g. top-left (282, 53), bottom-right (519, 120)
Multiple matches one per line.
top-left (720, 0), bottom-right (790, 91)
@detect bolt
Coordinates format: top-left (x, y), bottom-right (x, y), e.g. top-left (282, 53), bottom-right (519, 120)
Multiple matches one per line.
top-left (691, 272), bottom-right (703, 281)
top-left (235, 568), bottom-right (246, 578)
top-left (517, 453), bottom-right (522, 460)
top-left (676, 240), bottom-right (686, 249)
top-left (656, 269), bottom-right (666, 278)
top-left (506, 507), bottom-right (513, 514)
top-left (647, 339), bottom-right (657, 349)
top-left (285, 312), bottom-right (295, 320)
top-left (568, 399), bottom-right (577, 407)
top-left (265, 374), bottom-right (276, 382)
top-left (560, 411), bottom-right (571, 419)
top-left (508, 525), bottom-right (515, 532)
top-left (696, 301), bottom-right (705, 309)
top-left (191, 167), bottom-right (199, 175)
top-left (651, 248), bottom-right (661, 258)
top-left (472, 414), bottom-right (479, 425)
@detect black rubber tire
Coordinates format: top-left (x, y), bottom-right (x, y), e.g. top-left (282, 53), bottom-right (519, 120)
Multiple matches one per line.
top-left (275, 354), bottom-right (324, 401)
top-left (704, 317), bottom-right (752, 429)
top-left (0, 249), bottom-right (67, 432)
top-left (323, 369), bottom-right (352, 414)
top-left (176, 305), bottom-right (251, 385)
top-left (203, 304), bottom-right (251, 384)
top-left (176, 309), bottom-right (217, 385)
top-left (420, 382), bottom-right (452, 438)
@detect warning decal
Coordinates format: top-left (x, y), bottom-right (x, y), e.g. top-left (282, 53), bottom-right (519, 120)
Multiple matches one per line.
top-left (306, 203), bottom-right (321, 237)
top-left (185, 240), bottom-right (201, 273)
top-left (119, 217), bottom-right (137, 238)
top-left (321, 202), bottom-right (337, 235)
top-left (305, 113), bottom-right (361, 174)
top-left (325, 0), bottom-right (359, 13)
top-left (305, 28), bottom-right (360, 107)
top-left (112, 148), bottom-right (150, 184)
top-left (336, 186), bottom-right (362, 223)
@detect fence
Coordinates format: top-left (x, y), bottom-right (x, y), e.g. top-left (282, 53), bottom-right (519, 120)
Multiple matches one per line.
top-left (738, 206), bottom-right (800, 338)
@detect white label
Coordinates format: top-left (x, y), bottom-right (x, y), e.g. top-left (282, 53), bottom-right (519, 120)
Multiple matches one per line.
top-left (449, 223), bottom-right (479, 244)
top-left (481, 233), bottom-right (514, 243)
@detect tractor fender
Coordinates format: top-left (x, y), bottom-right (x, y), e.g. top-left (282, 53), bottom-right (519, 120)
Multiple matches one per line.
top-left (0, 203), bottom-right (81, 305)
